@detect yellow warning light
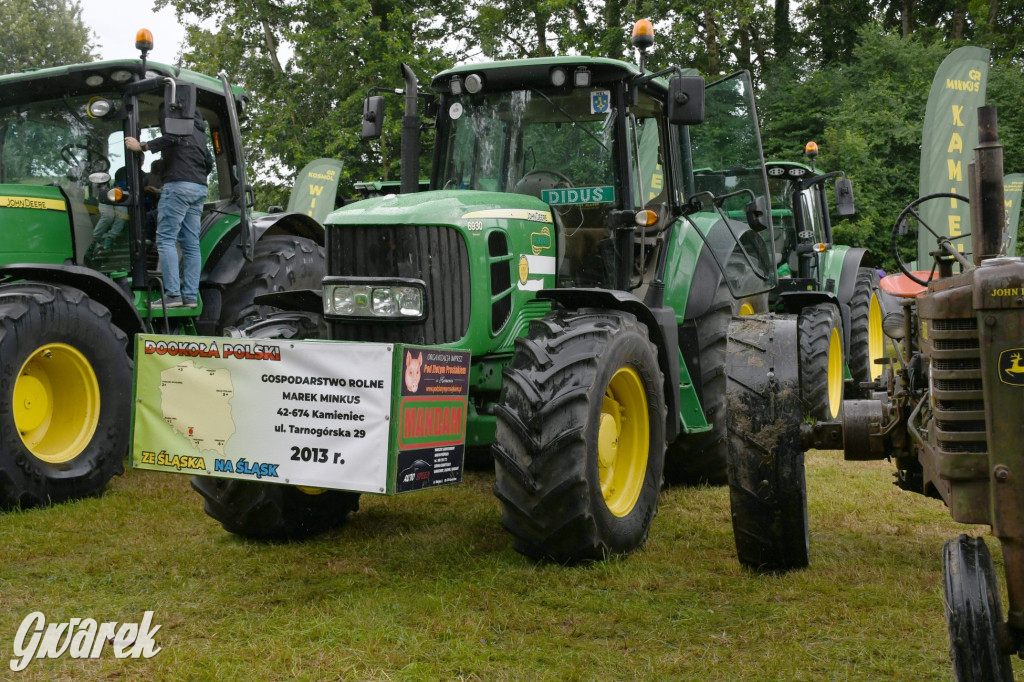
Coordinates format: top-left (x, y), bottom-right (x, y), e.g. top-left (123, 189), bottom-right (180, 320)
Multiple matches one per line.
top-left (804, 140), bottom-right (819, 157)
top-left (813, 242), bottom-right (828, 253)
top-left (135, 28), bottom-right (154, 53)
top-left (631, 19), bottom-right (655, 50)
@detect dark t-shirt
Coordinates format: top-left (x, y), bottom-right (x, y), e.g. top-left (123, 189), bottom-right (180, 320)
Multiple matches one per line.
top-left (147, 112), bottom-right (215, 186)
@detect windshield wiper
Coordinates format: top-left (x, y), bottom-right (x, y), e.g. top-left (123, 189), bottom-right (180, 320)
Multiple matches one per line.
top-left (528, 88), bottom-right (608, 152)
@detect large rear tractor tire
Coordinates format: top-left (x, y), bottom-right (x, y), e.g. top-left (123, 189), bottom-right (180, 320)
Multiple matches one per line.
top-left (0, 283), bottom-right (132, 508)
top-left (943, 535), bottom-right (1015, 682)
top-left (191, 477), bottom-right (360, 540)
top-left (797, 303), bottom-right (844, 422)
top-left (205, 235), bottom-right (325, 332)
top-left (847, 267), bottom-right (885, 398)
top-left (664, 279), bottom-right (731, 485)
top-left (726, 314), bottom-right (809, 572)
top-left (492, 310), bottom-right (666, 563)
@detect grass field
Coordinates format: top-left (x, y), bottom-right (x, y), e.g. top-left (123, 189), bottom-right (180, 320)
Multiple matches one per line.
top-left (1, 450), bottom-right (1020, 680)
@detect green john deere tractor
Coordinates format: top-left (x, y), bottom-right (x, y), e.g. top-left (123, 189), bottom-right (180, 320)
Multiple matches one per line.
top-left (0, 32), bottom-right (325, 508)
top-left (177, 22), bottom-right (817, 569)
top-left (764, 147), bottom-right (885, 427)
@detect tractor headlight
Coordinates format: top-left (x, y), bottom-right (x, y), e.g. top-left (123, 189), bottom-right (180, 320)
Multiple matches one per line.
top-left (322, 278), bottom-right (426, 321)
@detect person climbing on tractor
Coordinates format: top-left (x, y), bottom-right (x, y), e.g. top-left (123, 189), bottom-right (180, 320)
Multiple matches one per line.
top-left (125, 109), bottom-right (213, 309)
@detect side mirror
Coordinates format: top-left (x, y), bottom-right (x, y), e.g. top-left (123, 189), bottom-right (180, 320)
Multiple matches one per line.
top-left (162, 81), bottom-right (196, 136)
top-left (668, 75), bottom-right (705, 125)
top-left (745, 195), bottom-right (770, 233)
top-left (361, 96), bottom-right (385, 140)
top-left (835, 177), bottom-right (855, 217)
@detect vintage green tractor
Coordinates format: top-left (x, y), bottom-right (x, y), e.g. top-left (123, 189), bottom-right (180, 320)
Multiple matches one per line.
top-left (764, 146), bottom-right (885, 426)
top-left (0, 30), bottom-right (325, 508)
top-left (842, 106), bottom-right (1024, 680)
top-left (142, 22), bottom-right (815, 569)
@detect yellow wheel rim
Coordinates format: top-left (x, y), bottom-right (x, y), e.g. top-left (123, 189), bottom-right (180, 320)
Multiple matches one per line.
top-left (14, 343), bottom-right (100, 464)
top-left (296, 486), bottom-right (326, 495)
top-left (738, 302), bottom-right (755, 316)
top-left (598, 367), bottom-right (649, 517)
top-left (826, 327), bottom-right (843, 420)
top-left (867, 292), bottom-right (884, 381)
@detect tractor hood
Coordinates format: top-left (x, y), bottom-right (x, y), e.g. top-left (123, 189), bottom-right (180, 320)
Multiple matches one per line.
top-left (327, 189), bottom-right (553, 227)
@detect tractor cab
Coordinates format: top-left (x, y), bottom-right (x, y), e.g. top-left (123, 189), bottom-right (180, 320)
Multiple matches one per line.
top-left (421, 57), bottom-right (777, 304)
top-left (765, 143), bottom-right (855, 284)
top-left (0, 31), bottom-right (251, 288)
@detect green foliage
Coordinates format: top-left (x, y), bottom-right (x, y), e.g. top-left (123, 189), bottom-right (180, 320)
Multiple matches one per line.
top-left (0, 0), bottom-right (96, 73)
top-left (157, 0), bottom-right (468, 206)
top-left (139, 0), bottom-right (1024, 261)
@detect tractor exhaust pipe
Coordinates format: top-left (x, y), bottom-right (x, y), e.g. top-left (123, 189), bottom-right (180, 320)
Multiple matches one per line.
top-left (400, 63), bottom-right (420, 195)
top-left (970, 105), bottom-right (1006, 264)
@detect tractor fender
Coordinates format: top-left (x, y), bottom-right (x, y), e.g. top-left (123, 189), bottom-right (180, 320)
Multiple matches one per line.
top-left (205, 212), bottom-right (325, 287)
top-left (834, 246), bottom-right (871, 306)
top-left (0, 263), bottom-right (143, 346)
top-left (681, 244), bottom-right (725, 320)
top-left (538, 288), bottom-right (681, 443)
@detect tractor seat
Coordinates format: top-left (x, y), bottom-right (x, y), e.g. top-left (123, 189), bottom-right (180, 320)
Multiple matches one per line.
top-left (880, 272), bottom-right (931, 299)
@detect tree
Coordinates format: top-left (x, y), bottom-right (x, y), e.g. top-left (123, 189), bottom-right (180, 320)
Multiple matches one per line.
top-left (0, 0), bottom-right (96, 73)
top-left (158, 0), bottom-right (471, 206)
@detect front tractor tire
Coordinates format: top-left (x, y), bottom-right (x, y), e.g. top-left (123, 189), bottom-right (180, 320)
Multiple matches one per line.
top-left (797, 303), bottom-right (844, 422)
top-left (493, 310), bottom-right (666, 563)
top-left (943, 535), bottom-right (1015, 682)
top-left (0, 283), bottom-right (132, 508)
top-left (847, 267), bottom-right (885, 398)
top-left (191, 477), bottom-right (361, 540)
top-left (726, 315), bottom-right (809, 572)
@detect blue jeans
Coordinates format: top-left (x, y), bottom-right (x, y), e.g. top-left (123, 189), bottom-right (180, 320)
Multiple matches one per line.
top-left (156, 181), bottom-right (207, 299)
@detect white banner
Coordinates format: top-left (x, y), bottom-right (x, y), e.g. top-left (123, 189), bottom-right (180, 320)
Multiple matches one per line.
top-left (132, 336), bottom-right (394, 493)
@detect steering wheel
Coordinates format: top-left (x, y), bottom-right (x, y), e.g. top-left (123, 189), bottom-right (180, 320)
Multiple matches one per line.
top-left (891, 192), bottom-right (971, 286)
top-left (61, 143), bottom-right (110, 173)
top-left (513, 168), bottom-right (573, 197)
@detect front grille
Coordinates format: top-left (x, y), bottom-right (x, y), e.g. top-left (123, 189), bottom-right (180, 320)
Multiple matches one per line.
top-left (488, 231), bottom-right (512, 334)
top-left (933, 318), bottom-right (978, 331)
top-left (934, 379), bottom-right (983, 392)
top-left (933, 358), bottom-right (981, 371)
top-left (939, 441), bottom-right (988, 454)
top-left (327, 224), bottom-right (471, 344)
top-left (936, 399), bottom-right (984, 412)
top-left (935, 338), bottom-right (980, 351)
top-left (936, 420), bottom-right (987, 432)
top-left (927, 314), bottom-right (987, 457)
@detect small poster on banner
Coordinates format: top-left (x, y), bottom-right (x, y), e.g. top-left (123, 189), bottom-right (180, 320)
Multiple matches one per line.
top-left (394, 348), bottom-right (471, 493)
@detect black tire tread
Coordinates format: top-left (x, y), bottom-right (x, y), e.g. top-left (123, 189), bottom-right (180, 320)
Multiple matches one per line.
top-left (493, 309), bottom-right (666, 563)
top-left (847, 267), bottom-right (882, 398)
top-left (943, 534), bottom-right (1014, 682)
top-left (191, 476), bottom-right (360, 540)
top-left (797, 303), bottom-right (843, 422)
top-left (726, 315), bottom-right (809, 572)
top-left (211, 235), bottom-right (325, 332)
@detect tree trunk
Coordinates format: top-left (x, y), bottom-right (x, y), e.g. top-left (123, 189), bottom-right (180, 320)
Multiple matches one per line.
top-left (703, 9), bottom-right (721, 75)
top-left (774, 0), bottom-right (791, 58)
top-left (261, 20), bottom-right (283, 74)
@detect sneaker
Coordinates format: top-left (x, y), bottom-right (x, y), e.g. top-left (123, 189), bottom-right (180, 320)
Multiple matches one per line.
top-left (150, 295), bottom-right (183, 309)
top-left (182, 298), bottom-right (198, 308)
